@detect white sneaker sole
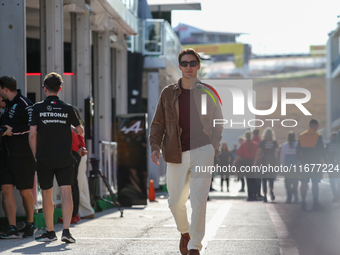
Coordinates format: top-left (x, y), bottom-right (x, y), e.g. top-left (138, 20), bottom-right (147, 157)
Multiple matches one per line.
top-left (61, 236), bottom-right (76, 243)
top-left (0, 235), bottom-right (20, 239)
top-left (35, 237), bottom-right (57, 242)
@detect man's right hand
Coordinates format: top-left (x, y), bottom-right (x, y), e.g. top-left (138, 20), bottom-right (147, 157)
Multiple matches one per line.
top-left (151, 150), bottom-right (160, 165)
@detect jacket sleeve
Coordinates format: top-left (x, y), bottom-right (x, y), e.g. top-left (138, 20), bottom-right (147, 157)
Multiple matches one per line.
top-left (12, 104), bottom-right (32, 135)
top-left (211, 101), bottom-right (223, 152)
top-left (149, 91), bottom-right (166, 152)
top-left (78, 134), bottom-right (86, 148)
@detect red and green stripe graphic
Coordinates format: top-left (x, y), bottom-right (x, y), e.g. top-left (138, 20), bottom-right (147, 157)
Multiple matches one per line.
top-left (197, 82), bottom-right (222, 106)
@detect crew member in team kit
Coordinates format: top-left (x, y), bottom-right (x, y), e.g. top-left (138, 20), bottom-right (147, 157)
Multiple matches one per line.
top-left (0, 76), bottom-right (37, 239)
top-left (29, 72), bottom-right (83, 243)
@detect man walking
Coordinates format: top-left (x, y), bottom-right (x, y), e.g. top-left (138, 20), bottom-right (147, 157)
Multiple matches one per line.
top-left (149, 48), bottom-right (223, 255)
top-left (297, 119), bottom-right (325, 211)
top-left (29, 72), bottom-right (83, 243)
top-left (0, 76), bottom-right (37, 239)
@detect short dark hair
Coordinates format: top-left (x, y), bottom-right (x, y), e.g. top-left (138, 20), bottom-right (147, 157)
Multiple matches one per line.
top-left (252, 129), bottom-right (259, 136)
top-left (43, 72), bottom-right (63, 92)
top-left (0, 76), bottom-right (17, 92)
top-left (178, 48), bottom-right (200, 64)
top-left (309, 119), bottom-right (318, 127)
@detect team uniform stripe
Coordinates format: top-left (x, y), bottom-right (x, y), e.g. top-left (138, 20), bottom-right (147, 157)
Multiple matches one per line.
top-left (13, 130), bottom-right (30, 135)
top-left (20, 97), bottom-right (29, 106)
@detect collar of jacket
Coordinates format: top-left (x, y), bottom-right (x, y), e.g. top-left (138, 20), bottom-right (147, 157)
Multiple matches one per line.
top-left (8, 89), bottom-right (23, 106)
top-left (172, 78), bottom-right (202, 90)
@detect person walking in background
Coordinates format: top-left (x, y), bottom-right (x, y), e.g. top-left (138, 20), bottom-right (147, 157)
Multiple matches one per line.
top-left (252, 129), bottom-right (261, 144)
top-left (29, 72), bottom-right (83, 243)
top-left (297, 119), bottom-right (325, 211)
top-left (252, 129), bottom-right (262, 199)
top-left (237, 136), bottom-right (245, 192)
top-left (233, 131), bottom-right (258, 201)
top-left (280, 131), bottom-right (299, 203)
top-left (58, 107), bottom-right (89, 224)
top-left (254, 127), bottom-right (279, 203)
top-left (217, 141), bottom-right (233, 192)
top-left (231, 143), bottom-right (237, 160)
top-left (74, 109), bottom-right (95, 220)
top-left (71, 108), bottom-right (89, 221)
top-left (149, 48), bottom-right (223, 255)
top-left (0, 76), bottom-right (37, 239)
top-left (325, 132), bottom-right (339, 202)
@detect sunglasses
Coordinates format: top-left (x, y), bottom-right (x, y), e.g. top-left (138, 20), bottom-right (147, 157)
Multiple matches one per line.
top-left (179, 61), bottom-right (198, 67)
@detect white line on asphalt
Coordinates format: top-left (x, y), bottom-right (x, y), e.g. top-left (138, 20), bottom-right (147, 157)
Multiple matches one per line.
top-left (145, 208), bottom-right (169, 211)
top-left (75, 237), bottom-right (278, 241)
top-left (201, 202), bottom-right (232, 254)
top-left (76, 238), bottom-right (179, 240)
top-left (266, 204), bottom-right (299, 255)
top-left (212, 238), bottom-right (278, 241)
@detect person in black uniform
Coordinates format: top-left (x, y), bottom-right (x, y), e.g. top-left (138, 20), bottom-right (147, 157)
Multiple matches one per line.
top-left (0, 76), bottom-right (37, 239)
top-left (29, 72), bottom-right (83, 243)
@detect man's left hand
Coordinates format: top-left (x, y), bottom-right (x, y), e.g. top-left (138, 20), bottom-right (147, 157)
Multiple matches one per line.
top-left (2, 125), bottom-right (13, 136)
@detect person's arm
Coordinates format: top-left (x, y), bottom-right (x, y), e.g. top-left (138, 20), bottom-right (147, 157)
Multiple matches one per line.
top-left (149, 91), bottom-right (166, 165)
top-left (253, 148), bottom-right (262, 166)
top-left (211, 99), bottom-right (223, 152)
top-left (78, 134), bottom-right (88, 156)
top-left (7, 103), bottom-right (33, 136)
top-left (78, 134), bottom-right (86, 148)
top-left (69, 107), bottom-right (83, 136)
top-left (75, 125), bottom-right (84, 136)
top-left (29, 125), bottom-right (38, 161)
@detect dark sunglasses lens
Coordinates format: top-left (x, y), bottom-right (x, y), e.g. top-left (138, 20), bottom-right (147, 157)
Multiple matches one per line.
top-left (180, 61), bottom-right (188, 67)
top-left (189, 61), bottom-right (197, 67)
top-left (180, 61), bottom-right (197, 67)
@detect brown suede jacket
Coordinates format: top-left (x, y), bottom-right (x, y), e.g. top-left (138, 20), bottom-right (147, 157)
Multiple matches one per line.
top-left (149, 78), bottom-right (223, 163)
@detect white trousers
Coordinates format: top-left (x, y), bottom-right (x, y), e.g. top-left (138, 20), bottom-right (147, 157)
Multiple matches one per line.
top-left (77, 155), bottom-right (95, 217)
top-left (167, 144), bottom-right (214, 251)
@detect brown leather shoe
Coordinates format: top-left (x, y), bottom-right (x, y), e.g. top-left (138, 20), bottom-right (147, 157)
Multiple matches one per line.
top-left (188, 249), bottom-right (200, 255)
top-left (80, 214), bottom-right (95, 219)
top-left (179, 233), bottom-right (190, 255)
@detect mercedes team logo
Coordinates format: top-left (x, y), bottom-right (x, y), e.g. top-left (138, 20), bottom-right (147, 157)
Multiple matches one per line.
top-left (47, 105), bottom-right (52, 111)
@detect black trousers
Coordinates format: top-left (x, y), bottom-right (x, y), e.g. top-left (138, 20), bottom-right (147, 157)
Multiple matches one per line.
top-left (246, 178), bottom-right (257, 199)
top-left (262, 178), bottom-right (274, 194)
top-left (72, 151), bottom-right (81, 217)
top-left (241, 159), bottom-right (256, 199)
